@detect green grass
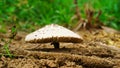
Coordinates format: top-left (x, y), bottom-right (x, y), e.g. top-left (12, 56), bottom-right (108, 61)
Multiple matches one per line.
top-left (0, 0), bottom-right (120, 30)
top-left (3, 40), bottom-right (13, 58)
top-left (1, 39), bottom-right (13, 58)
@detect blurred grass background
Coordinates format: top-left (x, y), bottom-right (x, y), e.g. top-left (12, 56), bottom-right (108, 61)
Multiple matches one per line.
top-left (0, 0), bottom-right (120, 32)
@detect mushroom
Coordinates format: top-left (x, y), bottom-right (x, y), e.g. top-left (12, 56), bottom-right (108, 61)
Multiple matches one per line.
top-left (25, 24), bottom-right (83, 49)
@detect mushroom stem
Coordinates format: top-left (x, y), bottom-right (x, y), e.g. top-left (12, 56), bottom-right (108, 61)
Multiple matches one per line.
top-left (51, 42), bottom-right (60, 49)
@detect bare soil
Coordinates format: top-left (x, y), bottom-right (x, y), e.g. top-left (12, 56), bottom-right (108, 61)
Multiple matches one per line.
top-left (0, 28), bottom-right (120, 68)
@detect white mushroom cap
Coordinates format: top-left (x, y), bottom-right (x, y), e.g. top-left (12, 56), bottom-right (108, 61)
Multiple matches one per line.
top-left (25, 24), bottom-right (83, 43)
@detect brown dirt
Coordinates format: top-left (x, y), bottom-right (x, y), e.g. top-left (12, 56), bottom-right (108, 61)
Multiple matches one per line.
top-left (0, 28), bottom-right (120, 68)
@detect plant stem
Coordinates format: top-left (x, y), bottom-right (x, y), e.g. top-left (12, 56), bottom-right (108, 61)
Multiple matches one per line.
top-left (51, 42), bottom-right (60, 49)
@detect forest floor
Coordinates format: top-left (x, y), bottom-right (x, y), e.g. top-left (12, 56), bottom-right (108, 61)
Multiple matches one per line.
top-left (0, 26), bottom-right (120, 68)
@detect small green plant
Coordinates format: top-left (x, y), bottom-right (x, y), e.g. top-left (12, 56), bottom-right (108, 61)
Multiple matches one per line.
top-left (9, 25), bottom-right (17, 39)
top-left (1, 25), bottom-right (17, 58)
top-left (1, 39), bottom-right (13, 58)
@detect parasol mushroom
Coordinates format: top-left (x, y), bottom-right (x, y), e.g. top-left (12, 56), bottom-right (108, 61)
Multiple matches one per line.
top-left (25, 24), bottom-right (83, 49)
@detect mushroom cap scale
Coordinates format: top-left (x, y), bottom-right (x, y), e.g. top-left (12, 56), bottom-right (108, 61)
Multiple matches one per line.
top-left (25, 24), bottom-right (83, 43)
